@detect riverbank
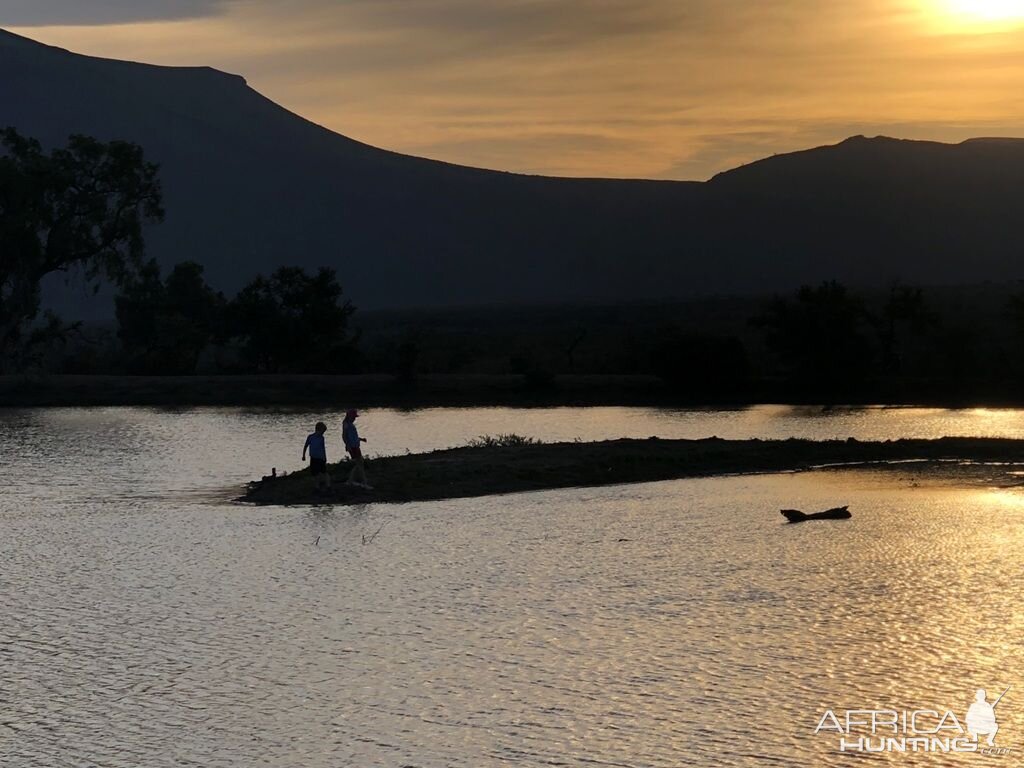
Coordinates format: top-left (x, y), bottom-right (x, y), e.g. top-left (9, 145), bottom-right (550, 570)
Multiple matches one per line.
top-left (0, 374), bottom-right (672, 407)
top-left (5, 373), bottom-right (1024, 408)
top-left (240, 436), bottom-right (1024, 506)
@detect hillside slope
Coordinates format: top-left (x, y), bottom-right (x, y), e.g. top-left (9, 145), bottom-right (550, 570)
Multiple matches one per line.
top-left (3, 28), bottom-right (1024, 313)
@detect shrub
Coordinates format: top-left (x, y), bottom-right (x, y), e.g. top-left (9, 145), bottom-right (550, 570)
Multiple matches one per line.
top-left (466, 433), bottom-right (541, 448)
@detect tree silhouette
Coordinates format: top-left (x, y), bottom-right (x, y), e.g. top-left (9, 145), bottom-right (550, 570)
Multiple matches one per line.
top-left (752, 281), bottom-right (874, 386)
top-left (1004, 286), bottom-right (1024, 380)
top-left (878, 282), bottom-right (935, 374)
top-left (0, 128), bottom-right (163, 371)
top-left (651, 331), bottom-right (749, 395)
top-left (230, 266), bottom-right (356, 373)
top-left (115, 260), bottom-right (225, 374)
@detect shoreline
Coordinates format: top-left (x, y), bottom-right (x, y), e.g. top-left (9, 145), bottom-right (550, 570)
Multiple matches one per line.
top-left (239, 436), bottom-right (1024, 506)
top-left (0, 374), bottom-right (676, 408)
top-left (4, 374), bottom-right (1024, 409)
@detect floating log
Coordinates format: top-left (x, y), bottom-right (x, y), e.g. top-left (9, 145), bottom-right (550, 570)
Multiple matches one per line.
top-left (780, 506), bottom-right (851, 523)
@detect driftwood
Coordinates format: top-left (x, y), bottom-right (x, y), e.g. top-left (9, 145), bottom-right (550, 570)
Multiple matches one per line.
top-left (780, 506), bottom-right (851, 523)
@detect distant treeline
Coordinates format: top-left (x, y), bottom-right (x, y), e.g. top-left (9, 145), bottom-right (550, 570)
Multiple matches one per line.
top-left (31, 274), bottom-right (1024, 404)
top-left (7, 129), bottom-right (1024, 402)
top-left (112, 261), bottom-right (356, 374)
top-left (0, 128), bottom-right (356, 376)
top-left (348, 280), bottom-right (1024, 402)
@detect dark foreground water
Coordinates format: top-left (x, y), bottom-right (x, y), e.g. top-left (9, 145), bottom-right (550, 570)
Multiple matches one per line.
top-left (2, 406), bottom-right (1024, 766)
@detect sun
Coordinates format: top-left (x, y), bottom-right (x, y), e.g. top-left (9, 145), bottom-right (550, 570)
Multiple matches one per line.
top-left (946, 0), bottom-right (1024, 20)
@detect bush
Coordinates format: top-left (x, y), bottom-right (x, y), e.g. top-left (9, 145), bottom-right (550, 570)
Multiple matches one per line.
top-left (466, 433), bottom-right (541, 448)
top-left (650, 331), bottom-right (749, 394)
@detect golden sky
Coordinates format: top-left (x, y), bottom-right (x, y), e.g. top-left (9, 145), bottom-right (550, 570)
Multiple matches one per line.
top-left (7, 0), bottom-right (1024, 179)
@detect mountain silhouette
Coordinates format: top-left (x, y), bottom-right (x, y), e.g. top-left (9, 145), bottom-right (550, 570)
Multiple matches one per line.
top-left (3, 27), bottom-right (1024, 313)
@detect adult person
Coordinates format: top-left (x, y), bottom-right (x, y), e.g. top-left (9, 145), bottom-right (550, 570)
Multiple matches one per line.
top-left (342, 409), bottom-right (371, 489)
top-left (966, 688), bottom-right (1000, 747)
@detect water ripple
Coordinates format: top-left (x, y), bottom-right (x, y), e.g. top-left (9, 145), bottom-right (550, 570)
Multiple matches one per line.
top-left (3, 408), bottom-right (1024, 765)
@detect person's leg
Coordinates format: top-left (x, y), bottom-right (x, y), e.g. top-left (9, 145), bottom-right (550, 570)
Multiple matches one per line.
top-left (346, 450), bottom-right (360, 484)
top-left (312, 459), bottom-right (329, 490)
top-left (355, 455), bottom-right (369, 486)
top-left (346, 449), bottom-right (370, 486)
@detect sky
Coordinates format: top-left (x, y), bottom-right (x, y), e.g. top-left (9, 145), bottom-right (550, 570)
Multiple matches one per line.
top-left (6, 0), bottom-right (1024, 180)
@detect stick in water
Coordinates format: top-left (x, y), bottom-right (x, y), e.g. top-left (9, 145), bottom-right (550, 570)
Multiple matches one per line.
top-left (362, 521), bottom-right (387, 545)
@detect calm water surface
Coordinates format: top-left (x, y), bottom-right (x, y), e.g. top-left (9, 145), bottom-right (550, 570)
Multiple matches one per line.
top-left (2, 405), bottom-right (1024, 766)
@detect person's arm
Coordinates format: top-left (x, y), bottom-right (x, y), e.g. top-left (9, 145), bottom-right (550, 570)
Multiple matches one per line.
top-left (302, 435), bottom-right (310, 460)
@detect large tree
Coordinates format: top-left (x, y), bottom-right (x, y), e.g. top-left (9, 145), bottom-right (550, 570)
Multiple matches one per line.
top-left (752, 281), bottom-right (875, 385)
top-left (0, 128), bottom-right (163, 371)
top-left (230, 266), bottom-right (357, 373)
top-left (116, 260), bottom-right (226, 374)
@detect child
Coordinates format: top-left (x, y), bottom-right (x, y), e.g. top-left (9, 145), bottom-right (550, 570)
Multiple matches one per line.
top-left (342, 409), bottom-right (371, 489)
top-left (302, 421), bottom-right (330, 492)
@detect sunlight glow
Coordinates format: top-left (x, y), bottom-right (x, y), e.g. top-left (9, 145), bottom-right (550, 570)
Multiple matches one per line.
top-left (14, 2), bottom-right (1024, 179)
top-left (945, 0), bottom-right (1024, 21)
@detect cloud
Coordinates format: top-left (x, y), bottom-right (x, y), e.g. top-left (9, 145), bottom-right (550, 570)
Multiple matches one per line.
top-left (0, 0), bottom-right (230, 26)
top-left (10, 0), bottom-right (1024, 179)
top-left (413, 131), bottom-right (645, 177)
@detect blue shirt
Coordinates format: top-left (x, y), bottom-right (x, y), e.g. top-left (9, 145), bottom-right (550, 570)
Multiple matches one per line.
top-left (342, 420), bottom-right (360, 450)
top-left (304, 432), bottom-right (326, 460)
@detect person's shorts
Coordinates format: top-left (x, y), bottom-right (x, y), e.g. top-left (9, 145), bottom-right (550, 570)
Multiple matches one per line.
top-left (347, 446), bottom-right (363, 460)
top-left (310, 458), bottom-right (328, 476)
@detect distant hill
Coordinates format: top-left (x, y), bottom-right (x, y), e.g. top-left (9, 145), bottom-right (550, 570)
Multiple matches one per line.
top-left (3, 28), bottom-right (1024, 316)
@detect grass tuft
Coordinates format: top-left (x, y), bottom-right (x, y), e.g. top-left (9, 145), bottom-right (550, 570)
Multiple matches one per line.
top-left (466, 433), bottom-right (541, 448)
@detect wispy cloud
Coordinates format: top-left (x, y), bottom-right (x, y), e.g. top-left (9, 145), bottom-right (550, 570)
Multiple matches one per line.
top-left (9, 0), bottom-right (1024, 179)
top-left (0, 0), bottom-right (229, 26)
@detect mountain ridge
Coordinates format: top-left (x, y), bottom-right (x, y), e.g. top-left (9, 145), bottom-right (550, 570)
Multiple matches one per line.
top-left (4, 27), bottom-right (1024, 314)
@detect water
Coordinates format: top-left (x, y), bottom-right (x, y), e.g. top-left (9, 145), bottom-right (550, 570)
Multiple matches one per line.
top-left (2, 405), bottom-right (1024, 766)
